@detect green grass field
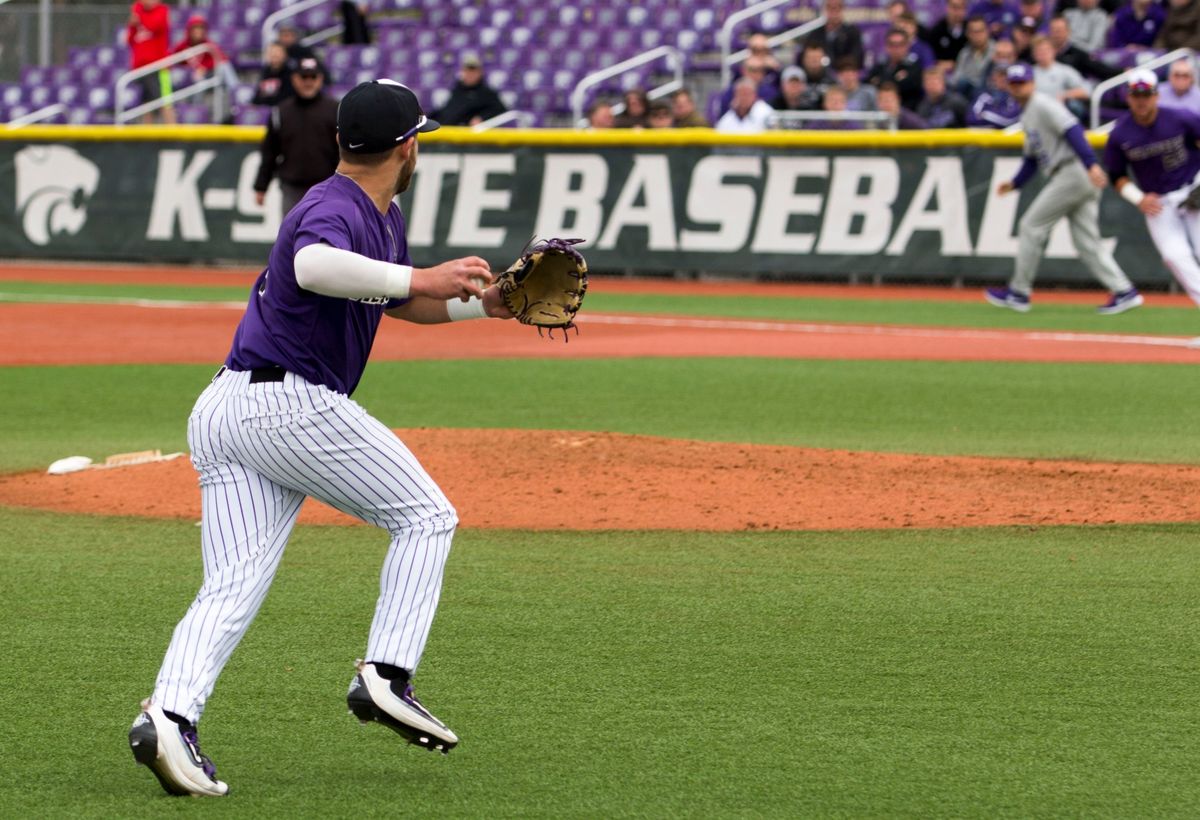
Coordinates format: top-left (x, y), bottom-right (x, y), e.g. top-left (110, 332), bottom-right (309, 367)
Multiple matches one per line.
top-left (2, 279), bottom-right (1199, 816)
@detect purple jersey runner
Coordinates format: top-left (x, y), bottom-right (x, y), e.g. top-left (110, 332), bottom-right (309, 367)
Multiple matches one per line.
top-left (1104, 106), bottom-right (1200, 194)
top-left (227, 173), bottom-right (408, 396)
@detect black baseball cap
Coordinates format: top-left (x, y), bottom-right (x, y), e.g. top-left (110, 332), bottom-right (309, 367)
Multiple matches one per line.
top-left (295, 56), bottom-right (322, 77)
top-left (337, 79), bottom-right (440, 154)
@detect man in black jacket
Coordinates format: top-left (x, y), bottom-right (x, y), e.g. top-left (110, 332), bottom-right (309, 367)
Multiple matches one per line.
top-left (432, 54), bottom-right (506, 126)
top-left (1047, 15), bottom-right (1119, 81)
top-left (253, 57), bottom-right (340, 215)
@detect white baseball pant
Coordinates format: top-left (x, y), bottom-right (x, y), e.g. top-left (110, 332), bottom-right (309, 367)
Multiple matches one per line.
top-left (1143, 186), bottom-right (1200, 307)
top-left (153, 368), bottom-right (457, 723)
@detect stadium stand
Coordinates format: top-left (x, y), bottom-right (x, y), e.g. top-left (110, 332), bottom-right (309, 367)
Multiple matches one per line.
top-left (0, 0), bottom-right (1188, 128)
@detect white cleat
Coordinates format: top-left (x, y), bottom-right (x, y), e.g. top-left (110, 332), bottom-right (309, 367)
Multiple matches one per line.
top-left (128, 700), bottom-right (229, 797)
top-left (346, 661), bottom-right (459, 753)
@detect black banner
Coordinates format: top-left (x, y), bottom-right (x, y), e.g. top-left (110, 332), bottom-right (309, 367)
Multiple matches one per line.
top-left (0, 135), bottom-right (1169, 283)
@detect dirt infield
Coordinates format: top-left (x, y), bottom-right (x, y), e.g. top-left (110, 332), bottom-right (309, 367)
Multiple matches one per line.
top-left (3, 302), bottom-right (1199, 366)
top-left (3, 262), bottom-right (1198, 531)
top-left (5, 429), bottom-right (1200, 531)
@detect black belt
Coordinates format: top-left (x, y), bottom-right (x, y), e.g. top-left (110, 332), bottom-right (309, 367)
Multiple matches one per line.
top-left (214, 365), bottom-right (287, 383)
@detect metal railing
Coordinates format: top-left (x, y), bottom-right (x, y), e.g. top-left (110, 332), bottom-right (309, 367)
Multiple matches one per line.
top-left (5, 102), bottom-right (65, 128)
top-left (261, 0), bottom-right (338, 57)
top-left (719, 0), bottom-right (825, 87)
top-left (114, 43), bottom-right (226, 124)
top-left (768, 110), bottom-right (896, 130)
top-left (1089, 48), bottom-right (1197, 129)
top-left (473, 110), bottom-right (536, 130)
top-left (570, 45), bottom-right (685, 125)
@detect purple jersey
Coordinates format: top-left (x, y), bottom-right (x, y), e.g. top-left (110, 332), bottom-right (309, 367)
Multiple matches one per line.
top-left (1107, 4), bottom-right (1164, 48)
top-left (1104, 106), bottom-right (1200, 195)
top-left (967, 0), bottom-right (1020, 34)
top-left (226, 173), bottom-right (408, 395)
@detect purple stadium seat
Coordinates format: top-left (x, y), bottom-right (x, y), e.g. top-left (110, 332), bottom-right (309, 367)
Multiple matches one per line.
top-left (56, 85), bottom-right (81, 105)
top-left (236, 107), bottom-right (268, 126)
top-left (1, 84), bottom-right (22, 107)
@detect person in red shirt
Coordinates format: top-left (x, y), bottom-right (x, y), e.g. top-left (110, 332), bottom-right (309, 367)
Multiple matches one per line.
top-left (126, 0), bottom-right (176, 124)
top-left (172, 14), bottom-right (238, 123)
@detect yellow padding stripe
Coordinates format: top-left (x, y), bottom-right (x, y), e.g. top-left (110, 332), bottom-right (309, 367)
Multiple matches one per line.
top-left (0, 123), bottom-right (1110, 149)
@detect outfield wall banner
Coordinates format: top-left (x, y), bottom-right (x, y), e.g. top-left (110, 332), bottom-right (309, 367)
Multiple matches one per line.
top-left (0, 134), bottom-right (1170, 283)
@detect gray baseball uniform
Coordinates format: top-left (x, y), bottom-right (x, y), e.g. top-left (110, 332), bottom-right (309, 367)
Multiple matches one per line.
top-left (1009, 92), bottom-right (1134, 296)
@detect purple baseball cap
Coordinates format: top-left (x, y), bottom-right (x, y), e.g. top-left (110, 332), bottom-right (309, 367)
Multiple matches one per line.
top-left (1006, 63), bottom-right (1034, 84)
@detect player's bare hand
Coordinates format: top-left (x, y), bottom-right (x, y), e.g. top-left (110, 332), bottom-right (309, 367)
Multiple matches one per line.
top-left (412, 257), bottom-right (494, 301)
top-left (482, 286), bottom-right (514, 319)
top-left (1138, 192), bottom-right (1163, 216)
top-left (996, 181), bottom-right (1014, 196)
top-left (1087, 164), bottom-right (1109, 189)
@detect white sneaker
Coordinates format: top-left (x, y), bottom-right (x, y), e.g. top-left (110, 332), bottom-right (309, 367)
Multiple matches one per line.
top-left (347, 661), bottom-right (459, 753)
top-left (128, 700), bottom-right (229, 797)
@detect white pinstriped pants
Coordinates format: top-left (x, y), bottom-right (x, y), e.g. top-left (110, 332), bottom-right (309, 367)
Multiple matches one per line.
top-left (154, 369), bottom-right (458, 723)
top-left (1144, 185), bottom-right (1200, 308)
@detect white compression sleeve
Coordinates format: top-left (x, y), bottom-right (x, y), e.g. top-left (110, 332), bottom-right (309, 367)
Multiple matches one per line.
top-left (1119, 181), bottom-right (1144, 207)
top-left (293, 243), bottom-right (412, 299)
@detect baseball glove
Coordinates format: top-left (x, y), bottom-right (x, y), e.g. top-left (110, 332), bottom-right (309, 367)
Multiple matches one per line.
top-left (1183, 183), bottom-right (1200, 211)
top-left (496, 237), bottom-right (588, 337)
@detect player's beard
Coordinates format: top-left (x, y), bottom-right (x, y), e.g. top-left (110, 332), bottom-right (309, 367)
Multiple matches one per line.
top-left (394, 149), bottom-right (417, 196)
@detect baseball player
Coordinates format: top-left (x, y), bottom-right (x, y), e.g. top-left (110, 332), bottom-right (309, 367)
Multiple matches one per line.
top-left (1103, 69), bottom-right (1200, 312)
top-left (128, 79), bottom-right (512, 797)
top-left (984, 63), bottom-right (1144, 314)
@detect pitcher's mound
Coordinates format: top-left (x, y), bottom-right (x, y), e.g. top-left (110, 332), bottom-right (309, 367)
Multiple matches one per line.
top-left (4, 429), bottom-right (1200, 531)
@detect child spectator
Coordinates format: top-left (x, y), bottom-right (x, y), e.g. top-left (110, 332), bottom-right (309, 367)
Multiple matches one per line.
top-left (646, 101), bottom-right (675, 129)
top-left (252, 42), bottom-right (292, 107)
top-left (172, 14), bottom-right (238, 123)
top-left (877, 82), bottom-right (927, 128)
top-left (614, 88), bottom-right (649, 128)
top-left (835, 57), bottom-right (877, 110)
top-left (670, 89), bottom-right (710, 127)
top-left (916, 66), bottom-right (969, 125)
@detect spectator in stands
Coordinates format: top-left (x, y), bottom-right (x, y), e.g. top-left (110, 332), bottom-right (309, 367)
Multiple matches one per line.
top-left (835, 57), bottom-right (877, 110)
top-left (1063, 0), bottom-right (1110, 53)
top-left (126, 0), bottom-right (176, 124)
top-left (968, 0), bottom-right (1021, 38)
top-left (340, 1), bottom-right (372, 45)
top-left (895, 13), bottom-right (937, 68)
top-left (253, 42), bottom-right (292, 107)
top-left (775, 66), bottom-right (822, 111)
top-left (876, 82), bottom-right (926, 128)
top-left (432, 53), bottom-right (506, 126)
top-left (714, 79), bottom-right (775, 133)
top-left (614, 88), bottom-right (648, 128)
top-left (810, 85), bottom-right (862, 129)
top-left (926, 0), bottom-right (970, 69)
top-left (867, 28), bottom-right (925, 111)
top-left (746, 30), bottom-right (783, 84)
top-left (1156, 0), bottom-right (1200, 51)
top-left (968, 60), bottom-right (1023, 126)
top-left (172, 14), bottom-right (238, 123)
top-left (799, 42), bottom-right (836, 89)
top-left (586, 100), bottom-right (615, 128)
top-left (805, 0), bottom-right (865, 70)
top-left (1017, 0), bottom-right (1048, 29)
top-left (1047, 16), bottom-right (1120, 81)
top-left (646, 101), bottom-right (675, 129)
top-left (1158, 58), bottom-right (1200, 110)
top-left (1012, 17), bottom-right (1039, 61)
top-left (887, 1), bottom-right (931, 41)
top-left (1108, 0), bottom-right (1165, 50)
top-left (955, 16), bottom-right (994, 97)
top-left (1031, 35), bottom-right (1090, 117)
top-left (718, 57), bottom-right (779, 114)
top-left (277, 23), bottom-right (316, 67)
top-left (916, 66), bottom-right (969, 125)
top-left (670, 89), bottom-right (710, 127)
top-left (986, 37), bottom-right (1018, 74)
top-left (252, 56), bottom-right (338, 215)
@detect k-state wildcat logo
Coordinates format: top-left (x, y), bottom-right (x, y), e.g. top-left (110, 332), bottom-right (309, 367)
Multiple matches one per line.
top-left (14, 145), bottom-right (100, 246)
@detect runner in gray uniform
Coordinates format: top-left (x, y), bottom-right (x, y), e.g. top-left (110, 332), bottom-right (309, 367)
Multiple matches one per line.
top-left (127, 79), bottom-right (512, 797)
top-left (984, 63), bottom-right (1144, 315)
